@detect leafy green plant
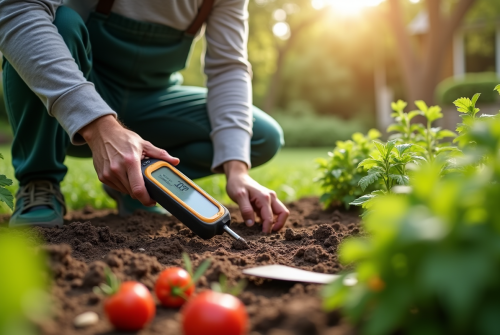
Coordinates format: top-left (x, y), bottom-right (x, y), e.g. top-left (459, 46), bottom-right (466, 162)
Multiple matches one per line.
top-left (316, 129), bottom-right (381, 208)
top-left (453, 92), bottom-right (498, 148)
top-left (322, 112), bottom-right (500, 335)
top-left (388, 100), bottom-right (457, 162)
top-left (0, 153), bottom-right (13, 210)
top-left (350, 140), bottom-right (425, 208)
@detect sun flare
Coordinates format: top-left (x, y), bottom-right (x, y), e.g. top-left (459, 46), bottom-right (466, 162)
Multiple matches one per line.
top-left (312, 0), bottom-right (385, 16)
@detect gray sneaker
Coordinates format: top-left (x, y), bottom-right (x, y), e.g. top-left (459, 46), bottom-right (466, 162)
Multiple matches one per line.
top-left (102, 184), bottom-right (170, 217)
top-left (9, 180), bottom-right (67, 228)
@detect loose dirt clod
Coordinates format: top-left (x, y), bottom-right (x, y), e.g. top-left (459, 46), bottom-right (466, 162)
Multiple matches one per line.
top-left (28, 197), bottom-right (360, 334)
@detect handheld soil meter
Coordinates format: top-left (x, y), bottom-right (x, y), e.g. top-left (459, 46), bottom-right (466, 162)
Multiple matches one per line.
top-left (141, 158), bottom-right (246, 242)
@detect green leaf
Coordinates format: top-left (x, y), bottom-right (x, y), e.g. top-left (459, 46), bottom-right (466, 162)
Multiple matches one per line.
top-left (437, 129), bottom-right (457, 139)
top-left (350, 194), bottom-right (377, 206)
top-left (386, 140), bottom-right (397, 159)
top-left (391, 100), bottom-right (407, 113)
top-left (331, 169), bottom-right (343, 179)
top-left (192, 259), bottom-right (212, 283)
top-left (0, 153), bottom-right (3, 160)
top-left (471, 92), bottom-right (481, 106)
top-left (387, 124), bottom-right (405, 134)
top-left (408, 110), bottom-right (421, 120)
top-left (396, 144), bottom-right (412, 156)
top-left (0, 175), bottom-right (13, 187)
top-left (0, 187), bottom-right (14, 210)
top-left (373, 141), bottom-right (386, 156)
top-left (389, 174), bottom-right (409, 186)
top-left (359, 171), bottom-right (382, 191)
top-left (415, 100), bottom-right (428, 113)
top-left (182, 252), bottom-right (193, 276)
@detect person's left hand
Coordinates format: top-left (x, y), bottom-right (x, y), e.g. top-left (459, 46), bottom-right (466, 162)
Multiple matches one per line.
top-left (224, 161), bottom-right (289, 233)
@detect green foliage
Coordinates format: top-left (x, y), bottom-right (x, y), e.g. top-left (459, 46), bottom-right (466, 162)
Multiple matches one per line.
top-left (0, 153), bottom-right (13, 210)
top-left (388, 100), bottom-right (457, 162)
top-left (322, 105), bottom-right (500, 334)
top-left (453, 92), bottom-right (497, 147)
top-left (436, 72), bottom-right (500, 105)
top-left (0, 232), bottom-right (48, 335)
top-left (316, 129), bottom-right (381, 209)
top-left (273, 109), bottom-right (371, 147)
top-left (351, 140), bottom-right (425, 207)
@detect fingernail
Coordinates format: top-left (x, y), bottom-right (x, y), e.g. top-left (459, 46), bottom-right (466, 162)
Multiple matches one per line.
top-left (246, 220), bottom-right (254, 227)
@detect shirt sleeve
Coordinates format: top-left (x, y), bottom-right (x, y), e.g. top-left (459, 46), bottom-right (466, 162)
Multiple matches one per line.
top-left (204, 0), bottom-right (253, 173)
top-left (0, 0), bottom-right (116, 145)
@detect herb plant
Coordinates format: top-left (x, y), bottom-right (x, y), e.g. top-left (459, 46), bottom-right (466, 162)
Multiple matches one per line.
top-left (316, 129), bottom-right (381, 209)
top-left (350, 140), bottom-right (425, 208)
top-left (388, 100), bottom-right (457, 161)
top-left (323, 106), bottom-right (500, 335)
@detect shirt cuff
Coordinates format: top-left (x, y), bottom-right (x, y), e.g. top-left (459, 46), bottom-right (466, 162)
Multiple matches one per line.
top-left (50, 83), bottom-right (117, 145)
top-left (211, 127), bottom-right (252, 173)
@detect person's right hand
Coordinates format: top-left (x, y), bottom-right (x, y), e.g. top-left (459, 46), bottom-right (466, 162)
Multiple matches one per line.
top-left (79, 115), bottom-right (179, 206)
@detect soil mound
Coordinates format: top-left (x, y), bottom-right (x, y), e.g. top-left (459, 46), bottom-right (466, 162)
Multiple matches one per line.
top-left (29, 197), bottom-right (360, 334)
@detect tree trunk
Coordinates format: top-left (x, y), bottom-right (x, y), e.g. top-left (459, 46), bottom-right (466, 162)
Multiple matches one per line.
top-left (388, 0), bottom-right (476, 106)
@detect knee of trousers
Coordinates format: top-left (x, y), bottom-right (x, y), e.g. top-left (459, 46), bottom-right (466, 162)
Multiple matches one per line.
top-left (52, 7), bottom-right (89, 50)
top-left (252, 107), bottom-right (284, 166)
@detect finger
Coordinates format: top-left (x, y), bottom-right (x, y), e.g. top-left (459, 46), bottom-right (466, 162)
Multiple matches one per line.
top-left (126, 157), bottom-right (156, 206)
top-left (256, 193), bottom-right (274, 234)
top-left (109, 163), bottom-right (134, 196)
top-left (271, 198), bottom-right (289, 232)
top-left (235, 190), bottom-right (256, 227)
top-left (143, 141), bottom-right (180, 166)
top-left (99, 167), bottom-right (129, 195)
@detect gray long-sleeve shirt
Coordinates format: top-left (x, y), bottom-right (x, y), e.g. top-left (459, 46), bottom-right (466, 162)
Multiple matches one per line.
top-left (0, 0), bottom-right (253, 172)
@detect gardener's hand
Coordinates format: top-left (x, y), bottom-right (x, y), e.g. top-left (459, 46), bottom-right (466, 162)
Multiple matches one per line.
top-left (79, 115), bottom-right (180, 206)
top-left (224, 161), bottom-right (289, 233)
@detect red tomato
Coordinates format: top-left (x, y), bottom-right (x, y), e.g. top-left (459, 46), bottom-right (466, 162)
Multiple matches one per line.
top-left (155, 267), bottom-right (194, 307)
top-left (182, 291), bottom-right (248, 335)
top-left (104, 281), bottom-right (156, 331)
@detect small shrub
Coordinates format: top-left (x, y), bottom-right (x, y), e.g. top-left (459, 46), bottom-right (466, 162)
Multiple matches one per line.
top-left (316, 129), bottom-right (381, 209)
top-left (437, 72), bottom-right (500, 105)
top-left (323, 90), bottom-right (500, 334)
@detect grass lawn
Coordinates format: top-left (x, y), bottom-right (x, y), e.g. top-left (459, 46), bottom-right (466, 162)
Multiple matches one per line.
top-left (0, 146), bottom-right (330, 214)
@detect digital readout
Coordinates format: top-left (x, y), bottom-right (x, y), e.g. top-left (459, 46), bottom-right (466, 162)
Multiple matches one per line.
top-left (151, 166), bottom-right (219, 218)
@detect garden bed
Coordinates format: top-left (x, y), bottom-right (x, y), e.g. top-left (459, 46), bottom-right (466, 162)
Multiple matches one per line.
top-left (10, 197), bottom-right (360, 335)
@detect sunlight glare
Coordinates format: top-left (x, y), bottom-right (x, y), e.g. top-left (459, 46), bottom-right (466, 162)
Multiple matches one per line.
top-left (314, 0), bottom-right (385, 15)
top-left (272, 22), bottom-right (291, 40)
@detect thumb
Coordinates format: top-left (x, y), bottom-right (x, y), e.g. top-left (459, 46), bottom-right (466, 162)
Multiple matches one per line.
top-left (143, 141), bottom-right (180, 166)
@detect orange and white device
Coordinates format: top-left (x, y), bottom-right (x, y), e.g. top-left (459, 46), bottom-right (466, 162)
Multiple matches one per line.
top-left (141, 158), bottom-right (245, 242)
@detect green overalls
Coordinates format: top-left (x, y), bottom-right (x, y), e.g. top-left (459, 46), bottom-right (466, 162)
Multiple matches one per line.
top-left (2, 0), bottom-right (283, 186)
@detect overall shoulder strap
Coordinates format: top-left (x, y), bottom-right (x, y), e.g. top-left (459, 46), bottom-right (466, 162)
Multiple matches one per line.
top-left (186, 0), bottom-right (215, 35)
top-left (95, 0), bottom-right (115, 15)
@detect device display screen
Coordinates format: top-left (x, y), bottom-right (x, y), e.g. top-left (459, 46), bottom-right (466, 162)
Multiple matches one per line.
top-left (151, 166), bottom-right (219, 218)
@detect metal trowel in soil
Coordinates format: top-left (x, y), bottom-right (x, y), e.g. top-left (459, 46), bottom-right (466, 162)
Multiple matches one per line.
top-left (243, 265), bottom-right (356, 285)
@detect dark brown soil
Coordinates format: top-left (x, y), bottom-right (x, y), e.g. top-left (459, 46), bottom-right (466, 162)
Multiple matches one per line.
top-left (7, 197), bottom-right (361, 335)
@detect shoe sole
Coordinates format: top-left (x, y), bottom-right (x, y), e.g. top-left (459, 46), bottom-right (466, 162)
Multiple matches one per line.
top-left (9, 217), bottom-right (64, 228)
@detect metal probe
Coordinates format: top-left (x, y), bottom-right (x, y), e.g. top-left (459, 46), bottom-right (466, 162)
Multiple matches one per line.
top-left (223, 225), bottom-right (247, 243)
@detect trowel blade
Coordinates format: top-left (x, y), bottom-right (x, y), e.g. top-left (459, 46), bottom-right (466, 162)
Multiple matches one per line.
top-left (242, 265), bottom-right (340, 284)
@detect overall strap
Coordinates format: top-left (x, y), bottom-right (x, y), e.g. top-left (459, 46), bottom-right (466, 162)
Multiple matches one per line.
top-left (186, 0), bottom-right (215, 35)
